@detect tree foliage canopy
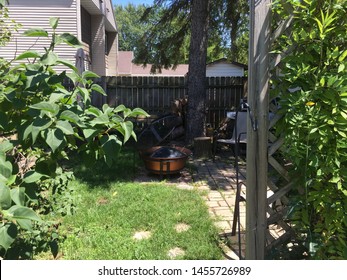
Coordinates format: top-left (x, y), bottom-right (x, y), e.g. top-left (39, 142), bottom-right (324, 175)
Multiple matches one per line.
top-left (114, 0), bottom-right (249, 71)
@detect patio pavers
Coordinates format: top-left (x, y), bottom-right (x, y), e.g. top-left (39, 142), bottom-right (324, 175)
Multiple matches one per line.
top-left (189, 157), bottom-right (247, 260)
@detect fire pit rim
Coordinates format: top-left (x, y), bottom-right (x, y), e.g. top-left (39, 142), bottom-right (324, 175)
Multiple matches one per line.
top-left (139, 145), bottom-right (192, 159)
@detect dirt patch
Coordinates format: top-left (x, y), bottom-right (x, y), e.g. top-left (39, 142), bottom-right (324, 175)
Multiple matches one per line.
top-left (167, 247), bottom-right (185, 259)
top-left (133, 231), bottom-right (152, 241)
top-left (97, 197), bottom-right (109, 205)
top-left (174, 223), bottom-right (191, 233)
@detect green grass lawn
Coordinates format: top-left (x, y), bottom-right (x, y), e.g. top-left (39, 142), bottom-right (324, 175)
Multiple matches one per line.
top-left (56, 148), bottom-right (224, 260)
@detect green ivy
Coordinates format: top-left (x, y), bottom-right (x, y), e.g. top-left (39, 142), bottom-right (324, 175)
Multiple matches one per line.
top-left (0, 15), bottom-right (148, 259)
top-left (272, 0), bottom-right (347, 259)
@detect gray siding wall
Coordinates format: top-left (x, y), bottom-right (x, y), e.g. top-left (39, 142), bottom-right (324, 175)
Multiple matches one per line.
top-left (206, 63), bottom-right (244, 77)
top-left (91, 15), bottom-right (106, 75)
top-left (0, 0), bottom-right (78, 72)
top-left (106, 32), bottom-right (118, 76)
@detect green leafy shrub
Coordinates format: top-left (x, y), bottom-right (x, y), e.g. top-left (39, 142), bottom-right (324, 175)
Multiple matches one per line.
top-left (272, 0), bottom-right (347, 259)
top-left (0, 16), bottom-right (148, 259)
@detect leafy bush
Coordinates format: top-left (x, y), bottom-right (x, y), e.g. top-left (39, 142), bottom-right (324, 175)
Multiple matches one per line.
top-left (272, 0), bottom-right (347, 259)
top-left (0, 16), bottom-right (147, 259)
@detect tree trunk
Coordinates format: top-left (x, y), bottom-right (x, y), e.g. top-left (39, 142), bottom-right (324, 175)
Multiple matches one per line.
top-left (185, 0), bottom-right (210, 145)
top-left (229, 2), bottom-right (240, 61)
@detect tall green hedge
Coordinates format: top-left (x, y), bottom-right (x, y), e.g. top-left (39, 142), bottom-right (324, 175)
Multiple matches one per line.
top-left (272, 0), bottom-right (347, 259)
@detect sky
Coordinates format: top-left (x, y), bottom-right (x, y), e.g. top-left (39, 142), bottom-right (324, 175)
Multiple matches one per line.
top-left (112, 0), bottom-right (154, 6)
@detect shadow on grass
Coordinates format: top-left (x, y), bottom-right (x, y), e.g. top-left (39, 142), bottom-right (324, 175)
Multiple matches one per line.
top-left (66, 146), bottom-right (142, 189)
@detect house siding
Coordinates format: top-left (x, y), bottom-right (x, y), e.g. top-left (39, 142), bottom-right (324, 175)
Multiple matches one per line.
top-left (206, 63), bottom-right (244, 77)
top-left (91, 15), bottom-right (106, 75)
top-left (106, 32), bottom-right (118, 76)
top-left (1, 0), bottom-right (118, 76)
top-left (1, 0), bottom-right (78, 72)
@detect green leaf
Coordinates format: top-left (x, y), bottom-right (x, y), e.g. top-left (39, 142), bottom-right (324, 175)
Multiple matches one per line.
top-left (10, 187), bottom-right (25, 206)
top-left (6, 175), bottom-right (16, 186)
top-left (0, 111), bottom-right (8, 130)
top-left (23, 171), bottom-right (45, 184)
top-left (90, 114), bottom-right (110, 125)
top-left (111, 114), bottom-right (124, 123)
top-left (85, 107), bottom-right (102, 117)
top-left (329, 176), bottom-right (340, 183)
top-left (91, 83), bottom-right (106, 96)
top-left (100, 135), bottom-right (122, 167)
top-left (44, 128), bottom-right (64, 152)
top-left (15, 51), bottom-right (41, 61)
top-left (82, 71), bottom-right (99, 79)
top-left (131, 130), bottom-right (137, 141)
top-left (49, 92), bottom-right (66, 103)
top-left (0, 157), bottom-right (12, 182)
top-left (129, 107), bottom-right (149, 117)
top-left (60, 110), bottom-right (80, 124)
top-left (310, 127), bottom-right (318, 133)
top-left (102, 104), bottom-right (113, 115)
top-left (339, 50), bottom-right (347, 62)
top-left (32, 117), bottom-right (54, 143)
top-left (8, 205), bottom-right (42, 222)
top-left (22, 123), bottom-right (33, 142)
top-left (0, 139), bottom-right (13, 153)
top-left (319, 77), bottom-right (325, 86)
top-left (30, 101), bottom-right (59, 115)
top-left (114, 105), bottom-right (126, 113)
top-left (16, 219), bottom-right (33, 231)
top-left (0, 184), bottom-right (12, 210)
top-left (338, 64), bottom-right (345, 73)
top-left (40, 51), bottom-right (58, 65)
top-left (57, 59), bottom-right (78, 72)
top-left (82, 128), bottom-right (98, 141)
top-left (0, 223), bottom-right (17, 251)
top-left (49, 17), bottom-right (59, 29)
top-left (337, 130), bottom-right (347, 137)
top-left (58, 33), bottom-right (81, 47)
top-left (56, 120), bottom-right (74, 135)
top-left (77, 87), bottom-right (90, 102)
top-left (23, 28), bottom-right (48, 37)
top-left (122, 108), bottom-right (132, 118)
top-left (314, 17), bottom-right (323, 35)
top-left (0, 0), bottom-right (7, 7)
top-left (120, 121), bottom-right (133, 143)
top-left (35, 158), bottom-right (57, 176)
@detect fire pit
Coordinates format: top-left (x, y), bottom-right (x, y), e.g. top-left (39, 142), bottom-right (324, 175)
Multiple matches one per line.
top-left (139, 146), bottom-right (192, 175)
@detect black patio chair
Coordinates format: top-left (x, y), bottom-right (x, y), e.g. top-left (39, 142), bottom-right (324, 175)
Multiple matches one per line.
top-left (136, 113), bottom-right (184, 150)
top-left (213, 111), bottom-right (248, 161)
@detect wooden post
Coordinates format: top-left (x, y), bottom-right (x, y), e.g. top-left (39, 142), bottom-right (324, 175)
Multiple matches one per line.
top-left (246, 0), bottom-right (271, 260)
top-left (194, 137), bottom-right (212, 159)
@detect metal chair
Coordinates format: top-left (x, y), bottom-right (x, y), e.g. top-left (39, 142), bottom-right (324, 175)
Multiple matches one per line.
top-left (213, 111), bottom-right (247, 160)
top-left (136, 113), bottom-right (183, 150)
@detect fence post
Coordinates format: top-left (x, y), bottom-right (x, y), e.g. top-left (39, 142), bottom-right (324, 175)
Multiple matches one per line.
top-left (246, 0), bottom-right (271, 260)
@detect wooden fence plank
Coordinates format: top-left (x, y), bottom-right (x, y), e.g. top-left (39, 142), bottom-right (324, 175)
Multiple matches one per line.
top-left (104, 76), bottom-right (245, 129)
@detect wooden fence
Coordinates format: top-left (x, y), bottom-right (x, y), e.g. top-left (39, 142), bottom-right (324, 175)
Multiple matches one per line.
top-left (63, 76), bottom-right (246, 129)
top-left (105, 76), bottom-right (246, 129)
